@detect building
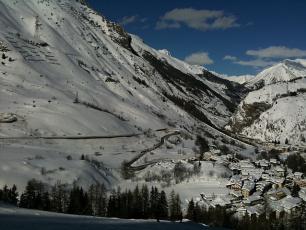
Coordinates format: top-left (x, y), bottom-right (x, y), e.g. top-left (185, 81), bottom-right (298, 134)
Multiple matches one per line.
top-left (256, 181), bottom-right (272, 193)
top-left (242, 180), bottom-right (256, 198)
top-left (273, 166), bottom-right (285, 177)
top-left (237, 204), bottom-right (265, 219)
top-left (243, 194), bottom-right (264, 206)
top-left (226, 175), bottom-right (243, 191)
top-left (271, 196), bottom-right (303, 218)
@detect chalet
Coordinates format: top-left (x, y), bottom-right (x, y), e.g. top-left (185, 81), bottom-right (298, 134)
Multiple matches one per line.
top-left (270, 158), bottom-right (278, 166)
top-left (226, 175), bottom-right (243, 191)
top-left (273, 166), bottom-right (285, 177)
top-left (270, 177), bottom-right (285, 189)
top-left (272, 196), bottom-right (303, 218)
top-left (255, 159), bottom-right (270, 170)
top-left (256, 181), bottom-right (272, 193)
top-left (267, 187), bottom-right (290, 201)
top-left (241, 180), bottom-right (255, 198)
top-left (243, 194), bottom-right (263, 206)
top-left (237, 204), bottom-right (265, 218)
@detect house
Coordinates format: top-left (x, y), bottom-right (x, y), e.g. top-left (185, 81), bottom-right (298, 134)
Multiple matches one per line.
top-left (243, 194), bottom-right (263, 206)
top-left (230, 190), bottom-right (243, 200)
top-left (272, 196), bottom-right (303, 217)
top-left (270, 158), bottom-right (278, 166)
top-left (267, 187), bottom-right (291, 201)
top-left (270, 177), bottom-right (285, 189)
top-left (242, 180), bottom-right (255, 198)
top-left (256, 181), bottom-right (272, 193)
top-left (239, 160), bottom-right (255, 170)
top-left (226, 175), bottom-right (243, 191)
top-left (273, 166), bottom-right (285, 177)
top-left (281, 196), bottom-right (302, 214)
top-left (261, 172), bottom-right (270, 181)
top-left (242, 204), bottom-right (265, 218)
top-left (229, 163), bottom-right (240, 175)
top-left (255, 159), bottom-right (270, 170)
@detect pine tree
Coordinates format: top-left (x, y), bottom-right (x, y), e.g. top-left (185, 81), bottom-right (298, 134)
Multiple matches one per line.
top-left (141, 185), bottom-right (150, 219)
top-left (50, 181), bottom-right (69, 213)
top-left (187, 199), bottom-right (195, 221)
top-left (132, 185), bottom-right (142, 218)
top-left (169, 190), bottom-right (181, 221)
top-left (150, 187), bottom-right (159, 220)
top-left (19, 179), bottom-right (44, 209)
top-left (158, 190), bottom-right (168, 220)
top-left (88, 184), bottom-right (107, 216)
top-left (8, 184), bottom-right (18, 205)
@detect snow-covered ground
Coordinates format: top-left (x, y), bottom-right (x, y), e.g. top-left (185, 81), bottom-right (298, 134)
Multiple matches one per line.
top-left (0, 205), bottom-right (219, 230)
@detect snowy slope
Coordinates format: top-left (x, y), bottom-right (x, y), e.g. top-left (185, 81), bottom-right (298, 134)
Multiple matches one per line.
top-left (0, 205), bottom-right (209, 230)
top-left (225, 75), bottom-right (254, 84)
top-left (227, 77), bottom-right (306, 144)
top-left (246, 59), bottom-right (306, 89)
top-left (0, 0), bottom-right (244, 137)
top-left (0, 0), bottom-right (249, 190)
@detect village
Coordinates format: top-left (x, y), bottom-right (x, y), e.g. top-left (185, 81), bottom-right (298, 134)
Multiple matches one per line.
top-left (199, 150), bottom-right (306, 220)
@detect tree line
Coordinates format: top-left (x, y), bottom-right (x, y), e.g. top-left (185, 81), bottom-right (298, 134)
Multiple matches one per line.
top-left (0, 179), bottom-right (182, 222)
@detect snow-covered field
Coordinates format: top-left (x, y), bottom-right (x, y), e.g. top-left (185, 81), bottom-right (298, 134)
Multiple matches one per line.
top-left (0, 205), bottom-right (223, 230)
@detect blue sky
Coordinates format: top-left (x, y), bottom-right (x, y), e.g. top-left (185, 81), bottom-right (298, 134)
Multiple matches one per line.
top-left (86, 0), bottom-right (306, 75)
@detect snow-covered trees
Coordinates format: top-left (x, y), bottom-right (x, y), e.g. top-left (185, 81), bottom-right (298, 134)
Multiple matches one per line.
top-left (169, 190), bottom-right (182, 221)
top-left (107, 185), bottom-right (173, 221)
top-left (0, 184), bottom-right (18, 205)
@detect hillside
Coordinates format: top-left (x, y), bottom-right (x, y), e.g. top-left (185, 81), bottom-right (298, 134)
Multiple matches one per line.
top-left (227, 77), bottom-right (306, 145)
top-left (0, 0), bottom-right (249, 190)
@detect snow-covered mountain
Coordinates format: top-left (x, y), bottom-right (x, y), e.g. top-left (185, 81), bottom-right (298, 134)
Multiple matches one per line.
top-left (0, 0), bottom-right (249, 190)
top-left (227, 77), bottom-right (306, 145)
top-left (246, 59), bottom-right (306, 89)
top-left (0, 0), bottom-right (245, 136)
top-left (223, 74), bottom-right (254, 84)
top-left (226, 59), bottom-right (306, 144)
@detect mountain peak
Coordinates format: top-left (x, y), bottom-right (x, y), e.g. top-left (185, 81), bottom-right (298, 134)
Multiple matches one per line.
top-left (246, 59), bottom-right (306, 89)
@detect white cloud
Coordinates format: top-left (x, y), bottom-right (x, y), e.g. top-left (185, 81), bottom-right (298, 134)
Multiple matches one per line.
top-left (119, 15), bottom-right (147, 26)
top-left (156, 8), bottom-right (239, 31)
top-left (246, 46), bottom-right (306, 59)
top-left (184, 52), bottom-right (214, 65)
top-left (234, 59), bottom-right (276, 68)
top-left (156, 20), bottom-right (181, 29)
top-left (120, 15), bottom-right (138, 25)
top-left (223, 55), bottom-right (237, 61)
top-left (225, 46), bottom-right (306, 69)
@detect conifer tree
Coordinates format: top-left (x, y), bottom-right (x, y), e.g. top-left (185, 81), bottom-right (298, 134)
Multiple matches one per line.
top-left (158, 190), bottom-right (168, 220)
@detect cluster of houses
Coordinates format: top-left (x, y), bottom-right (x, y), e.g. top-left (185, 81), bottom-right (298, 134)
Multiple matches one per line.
top-left (200, 152), bottom-right (306, 219)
